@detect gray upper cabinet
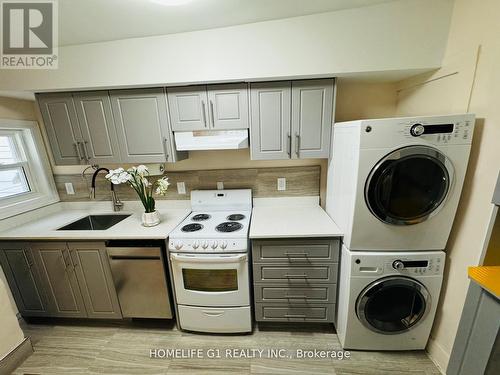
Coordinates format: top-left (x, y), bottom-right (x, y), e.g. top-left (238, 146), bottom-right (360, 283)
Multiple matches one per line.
top-left (73, 91), bottom-right (121, 164)
top-left (68, 242), bottom-right (122, 319)
top-left (37, 93), bottom-right (84, 165)
top-left (168, 83), bottom-right (249, 131)
top-left (167, 85), bottom-right (209, 131)
top-left (250, 82), bottom-right (292, 160)
top-left (249, 79), bottom-right (334, 160)
top-left (291, 79), bottom-right (334, 159)
top-left (31, 242), bottom-right (87, 318)
top-left (110, 88), bottom-right (186, 163)
top-left (207, 83), bottom-right (249, 130)
top-left (0, 243), bottom-right (48, 316)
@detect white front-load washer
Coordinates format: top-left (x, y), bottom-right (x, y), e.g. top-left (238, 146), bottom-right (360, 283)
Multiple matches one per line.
top-left (326, 114), bottom-right (474, 251)
top-left (336, 246), bottom-right (445, 350)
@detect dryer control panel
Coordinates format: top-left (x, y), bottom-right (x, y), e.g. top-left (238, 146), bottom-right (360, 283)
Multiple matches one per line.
top-left (403, 118), bottom-right (473, 144)
top-left (357, 114), bottom-right (475, 149)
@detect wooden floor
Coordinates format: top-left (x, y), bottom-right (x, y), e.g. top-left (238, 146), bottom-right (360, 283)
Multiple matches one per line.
top-left (13, 320), bottom-right (441, 375)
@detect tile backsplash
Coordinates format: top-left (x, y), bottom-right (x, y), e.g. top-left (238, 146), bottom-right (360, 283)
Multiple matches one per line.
top-left (54, 166), bottom-right (320, 202)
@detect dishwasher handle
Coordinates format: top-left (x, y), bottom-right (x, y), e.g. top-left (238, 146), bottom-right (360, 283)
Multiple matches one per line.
top-left (107, 246), bottom-right (162, 258)
top-left (109, 255), bottom-right (161, 260)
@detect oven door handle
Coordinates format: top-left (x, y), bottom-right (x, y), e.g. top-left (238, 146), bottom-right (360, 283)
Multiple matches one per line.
top-left (170, 253), bottom-right (247, 263)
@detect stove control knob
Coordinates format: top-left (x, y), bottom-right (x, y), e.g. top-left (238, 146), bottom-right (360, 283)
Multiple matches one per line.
top-left (201, 241), bottom-right (209, 249)
top-left (220, 241), bottom-right (228, 250)
top-left (192, 241), bottom-right (199, 249)
top-left (174, 241), bottom-right (183, 250)
top-left (211, 241), bottom-right (218, 249)
top-left (392, 260), bottom-right (405, 270)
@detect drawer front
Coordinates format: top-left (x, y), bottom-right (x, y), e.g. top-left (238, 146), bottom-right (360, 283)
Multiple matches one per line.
top-left (255, 303), bottom-right (335, 322)
top-left (254, 264), bottom-right (337, 283)
top-left (178, 305), bottom-right (252, 333)
top-left (252, 239), bottom-right (339, 263)
top-left (254, 284), bottom-right (336, 303)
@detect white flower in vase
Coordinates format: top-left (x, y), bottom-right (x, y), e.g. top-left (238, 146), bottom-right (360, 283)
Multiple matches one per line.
top-left (105, 165), bottom-right (171, 227)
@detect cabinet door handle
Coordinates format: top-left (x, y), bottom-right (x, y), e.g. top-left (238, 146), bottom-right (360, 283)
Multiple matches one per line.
top-left (284, 252), bottom-right (307, 256)
top-left (285, 295), bottom-right (307, 298)
top-left (70, 249), bottom-right (78, 268)
top-left (209, 100), bottom-right (215, 127)
top-left (163, 138), bottom-right (170, 161)
top-left (61, 250), bottom-right (71, 270)
top-left (284, 314), bottom-right (306, 318)
top-left (284, 273), bottom-right (308, 278)
top-left (201, 100), bottom-right (207, 127)
top-left (74, 142), bottom-right (84, 161)
top-left (22, 250), bottom-right (32, 268)
top-left (82, 141), bottom-right (90, 162)
top-left (295, 133), bottom-right (300, 156)
top-left (287, 133), bottom-right (291, 157)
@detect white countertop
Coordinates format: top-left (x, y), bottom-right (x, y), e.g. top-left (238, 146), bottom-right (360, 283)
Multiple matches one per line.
top-left (249, 197), bottom-right (343, 239)
top-left (0, 201), bottom-right (190, 241)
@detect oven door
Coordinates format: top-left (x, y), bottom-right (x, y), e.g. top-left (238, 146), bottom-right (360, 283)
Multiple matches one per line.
top-left (170, 253), bottom-right (249, 307)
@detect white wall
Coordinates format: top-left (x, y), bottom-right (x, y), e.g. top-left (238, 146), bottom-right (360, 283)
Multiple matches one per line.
top-left (0, 0), bottom-right (453, 92)
top-left (396, 0), bottom-right (500, 371)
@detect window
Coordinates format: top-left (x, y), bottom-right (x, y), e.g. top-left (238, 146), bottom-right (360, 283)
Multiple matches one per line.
top-left (0, 119), bottom-right (59, 219)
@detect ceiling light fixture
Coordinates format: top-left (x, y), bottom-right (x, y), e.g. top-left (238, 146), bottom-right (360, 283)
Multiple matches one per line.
top-left (150, 0), bottom-right (192, 6)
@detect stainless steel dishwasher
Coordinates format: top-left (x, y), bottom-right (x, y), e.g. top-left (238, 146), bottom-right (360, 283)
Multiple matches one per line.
top-left (106, 240), bottom-right (173, 319)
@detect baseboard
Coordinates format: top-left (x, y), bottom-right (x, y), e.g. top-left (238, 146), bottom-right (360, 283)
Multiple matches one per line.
top-left (0, 337), bottom-right (33, 375)
top-left (426, 336), bottom-right (450, 375)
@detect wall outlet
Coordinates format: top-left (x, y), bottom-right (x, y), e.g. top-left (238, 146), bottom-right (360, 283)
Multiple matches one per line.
top-left (277, 178), bottom-right (286, 191)
top-left (217, 181), bottom-right (224, 190)
top-left (177, 182), bottom-right (186, 195)
top-left (65, 182), bottom-right (75, 195)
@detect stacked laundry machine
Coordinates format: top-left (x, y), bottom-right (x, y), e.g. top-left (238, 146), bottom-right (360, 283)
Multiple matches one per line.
top-left (326, 114), bottom-right (475, 350)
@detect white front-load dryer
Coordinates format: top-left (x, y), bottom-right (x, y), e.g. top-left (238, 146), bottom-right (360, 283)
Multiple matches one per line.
top-left (326, 114), bottom-right (474, 251)
top-left (336, 246), bottom-right (445, 350)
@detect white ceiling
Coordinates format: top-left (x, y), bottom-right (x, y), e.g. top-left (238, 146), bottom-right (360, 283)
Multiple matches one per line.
top-left (59, 0), bottom-right (395, 46)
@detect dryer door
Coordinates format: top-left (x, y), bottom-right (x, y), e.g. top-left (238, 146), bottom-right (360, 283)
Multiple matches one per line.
top-left (365, 145), bottom-right (453, 225)
top-left (356, 276), bottom-right (430, 334)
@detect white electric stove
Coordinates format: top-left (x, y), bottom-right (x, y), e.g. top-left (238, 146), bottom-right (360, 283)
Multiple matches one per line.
top-left (168, 189), bottom-right (252, 333)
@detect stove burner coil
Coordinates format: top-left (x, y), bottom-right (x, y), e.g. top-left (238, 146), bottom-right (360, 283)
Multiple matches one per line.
top-left (216, 222), bottom-right (243, 233)
top-left (192, 214), bottom-right (211, 221)
top-left (227, 214), bottom-right (246, 221)
top-left (181, 223), bottom-right (203, 232)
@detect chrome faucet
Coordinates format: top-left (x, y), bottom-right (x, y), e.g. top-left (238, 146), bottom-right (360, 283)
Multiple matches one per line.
top-left (90, 168), bottom-right (124, 212)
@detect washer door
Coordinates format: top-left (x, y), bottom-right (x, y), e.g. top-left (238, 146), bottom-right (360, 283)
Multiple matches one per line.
top-left (365, 146), bottom-right (453, 225)
top-left (356, 276), bottom-right (430, 335)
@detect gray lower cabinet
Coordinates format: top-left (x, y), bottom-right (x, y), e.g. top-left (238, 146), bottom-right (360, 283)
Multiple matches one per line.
top-left (23, 241), bottom-right (122, 319)
top-left (0, 243), bottom-right (49, 316)
top-left (252, 238), bottom-right (340, 323)
top-left (30, 242), bottom-right (87, 318)
top-left (67, 242), bottom-right (122, 319)
top-left (250, 79), bottom-right (334, 160)
top-left (110, 88), bottom-right (187, 163)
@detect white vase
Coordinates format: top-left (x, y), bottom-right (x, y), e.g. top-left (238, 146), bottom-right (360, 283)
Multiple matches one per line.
top-left (142, 210), bottom-right (161, 227)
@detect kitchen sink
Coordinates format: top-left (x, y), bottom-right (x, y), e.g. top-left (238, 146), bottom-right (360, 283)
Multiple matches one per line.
top-left (57, 214), bottom-right (131, 231)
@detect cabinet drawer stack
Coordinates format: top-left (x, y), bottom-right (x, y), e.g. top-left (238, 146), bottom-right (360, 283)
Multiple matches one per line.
top-left (252, 238), bottom-right (339, 323)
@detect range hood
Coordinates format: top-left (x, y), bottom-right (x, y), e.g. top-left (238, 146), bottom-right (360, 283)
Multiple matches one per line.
top-left (174, 130), bottom-right (249, 151)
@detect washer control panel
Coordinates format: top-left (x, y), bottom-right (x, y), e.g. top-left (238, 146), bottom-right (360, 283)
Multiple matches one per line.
top-left (386, 255), bottom-right (443, 275)
top-left (351, 251), bottom-right (445, 277)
